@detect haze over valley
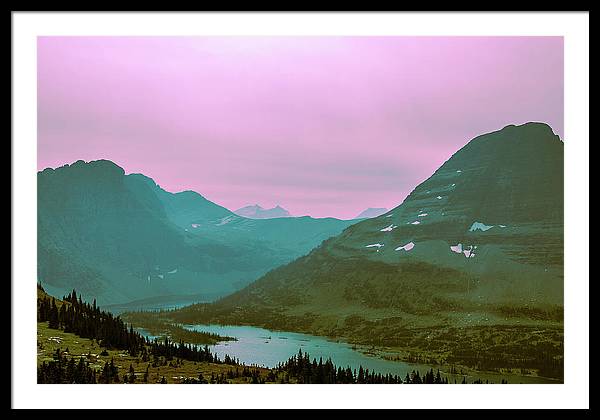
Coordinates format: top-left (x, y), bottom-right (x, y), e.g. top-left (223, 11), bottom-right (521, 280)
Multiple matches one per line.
top-left (38, 161), bottom-right (359, 306)
top-left (35, 36), bottom-right (566, 385)
top-left (38, 122), bottom-right (565, 383)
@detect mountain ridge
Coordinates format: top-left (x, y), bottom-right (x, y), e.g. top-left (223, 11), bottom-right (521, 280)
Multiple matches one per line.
top-left (37, 160), bottom-right (357, 305)
top-left (165, 123), bottom-right (564, 371)
top-left (355, 208), bottom-right (388, 219)
top-left (234, 204), bottom-right (292, 219)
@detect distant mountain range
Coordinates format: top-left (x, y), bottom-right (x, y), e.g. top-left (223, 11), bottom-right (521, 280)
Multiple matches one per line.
top-left (234, 204), bottom-right (291, 219)
top-left (355, 208), bottom-right (388, 219)
top-left (37, 161), bottom-right (358, 305)
top-left (169, 123), bottom-right (564, 351)
top-left (40, 122), bottom-right (565, 379)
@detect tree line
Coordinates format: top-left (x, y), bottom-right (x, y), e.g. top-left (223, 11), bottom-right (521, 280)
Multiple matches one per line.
top-left (38, 288), bottom-right (241, 364)
top-left (37, 288), bottom-right (242, 383)
top-left (37, 287), bottom-right (500, 384)
top-left (37, 348), bottom-right (98, 384)
top-left (38, 289), bottom-right (145, 356)
top-left (272, 349), bottom-right (450, 384)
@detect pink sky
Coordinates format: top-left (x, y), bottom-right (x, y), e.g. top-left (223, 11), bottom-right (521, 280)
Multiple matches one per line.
top-left (38, 37), bottom-right (563, 219)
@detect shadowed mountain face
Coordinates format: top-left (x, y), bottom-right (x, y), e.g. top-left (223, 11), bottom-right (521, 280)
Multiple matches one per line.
top-left (37, 161), bottom-right (357, 305)
top-left (234, 204), bottom-right (291, 219)
top-left (171, 123), bottom-right (564, 334)
top-left (355, 208), bottom-right (388, 219)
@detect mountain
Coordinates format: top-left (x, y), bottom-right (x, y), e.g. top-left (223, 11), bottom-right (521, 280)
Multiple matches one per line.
top-left (167, 123), bottom-right (564, 377)
top-left (355, 207), bottom-right (388, 219)
top-left (37, 160), bottom-right (357, 305)
top-left (129, 173), bottom-right (235, 228)
top-left (234, 204), bottom-right (291, 219)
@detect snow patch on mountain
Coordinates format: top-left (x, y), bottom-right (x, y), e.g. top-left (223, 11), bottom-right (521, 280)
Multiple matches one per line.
top-left (216, 215), bottom-right (236, 226)
top-left (450, 243), bottom-right (463, 254)
top-left (463, 246), bottom-right (474, 258)
top-left (380, 224), bottom-right (397, 232)
top-left (469, 221), bottom-right (494, 232)
top-left (395, 242), bottom-right (415, 252)
top-left (451, 243), bottom-right (476, 258)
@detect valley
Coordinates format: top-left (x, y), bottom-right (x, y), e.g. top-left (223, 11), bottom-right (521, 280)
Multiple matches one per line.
top-left (37, 287), bottom-right (474, 384)
top-left (37, 161), bottom-right (357, 305)
top-left (37, 287), bottom-right (550, 384)
top-left (37, 122), bottom-right (565, 384)
top-left (120, 122), bottom-right (564, 382)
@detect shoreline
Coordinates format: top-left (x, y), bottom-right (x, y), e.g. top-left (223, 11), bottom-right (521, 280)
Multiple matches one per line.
top-left (171, 321), bottom-right (562, 384)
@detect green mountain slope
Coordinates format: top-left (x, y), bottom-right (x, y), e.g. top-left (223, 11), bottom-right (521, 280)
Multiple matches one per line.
top-left (38, 160), bottom-right (357, 305)
top-left (170, 123), bottom-right (564, 342)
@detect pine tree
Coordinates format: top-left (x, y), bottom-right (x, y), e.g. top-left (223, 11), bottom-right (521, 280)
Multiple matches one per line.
top-left (48, 299), bottom-right (59, 329)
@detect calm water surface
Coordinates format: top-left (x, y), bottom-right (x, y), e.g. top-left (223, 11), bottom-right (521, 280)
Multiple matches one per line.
top-left (185, 324), bottom-right (430, 375)
top-left (180, 324), bottom-right (558, 384)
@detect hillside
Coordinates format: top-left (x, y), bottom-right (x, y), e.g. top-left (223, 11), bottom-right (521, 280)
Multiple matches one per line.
top-left (38, 287), bottom-right (455, 384)
top-left (164, 123), bottom-right (564, 379)
top-left (36, 287), bottom-right (268, 383)
top-left (38, 160), bottom-right (357, 305)
top-left (355, 208), bottom-right (388, 219)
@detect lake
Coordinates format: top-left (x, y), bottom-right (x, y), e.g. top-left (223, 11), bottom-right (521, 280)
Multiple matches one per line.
top-left (181, 324), bottom-right (558, 384)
